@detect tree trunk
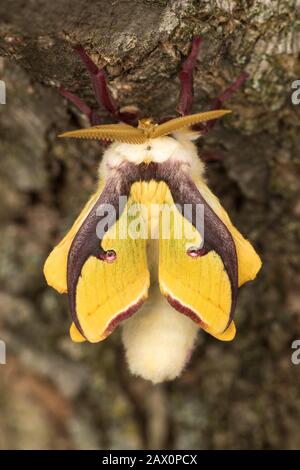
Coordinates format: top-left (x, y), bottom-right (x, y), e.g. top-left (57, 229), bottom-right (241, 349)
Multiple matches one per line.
top-left (0, 0), bottom-right (299, 449)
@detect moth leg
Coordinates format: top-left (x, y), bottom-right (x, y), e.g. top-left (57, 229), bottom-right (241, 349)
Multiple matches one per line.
top-left (176, 36), bottom-right (202, 116)
top-left (194, 73), bottom-right (248, 135)
top-left (210, 72), bottom-right (248, 110)
top-left (74, 45), bottom-right (137, 125)
top-left (59, 86), bottom-right (101, 125)
top-left (74, 45), bottom-right (118, 116)
top-left (59, 87), bottom-right (108, 146)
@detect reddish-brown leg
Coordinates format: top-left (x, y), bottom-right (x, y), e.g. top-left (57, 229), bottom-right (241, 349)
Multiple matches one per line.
top-left (74, 45), bottom-right (138, 125)
top-left (176, 36), bottom-right (202, 116)
top-left (175, 36), bottom-right (248, 162)
top-left (194, 72), bottom-right (248, 135)
top-left (199, 72), bottom-right (248, 162)
top-left (197, 74), bottom-right (248, 161)
top-left (59, 86), bottom-right (108, 145)
top-left (59, 86), bottom-right (102, 126)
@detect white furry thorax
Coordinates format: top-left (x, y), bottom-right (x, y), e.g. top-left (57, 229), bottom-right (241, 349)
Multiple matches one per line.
top-left (99, 131), bottom-right (204, 179)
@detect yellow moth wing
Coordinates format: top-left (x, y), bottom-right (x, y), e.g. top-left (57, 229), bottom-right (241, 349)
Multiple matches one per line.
top-left (74, 196), bottom-right (150, 343)
top-left (206, 320), bottom-right (236, 341)
top-left (195, 179), bottom-right (262, 286)
top-left (70, 322), bottom-right (86, 342)
top-left (43, 183), bottom-right (104, 293)
top-left (158, 191), bottom-right (233, 337)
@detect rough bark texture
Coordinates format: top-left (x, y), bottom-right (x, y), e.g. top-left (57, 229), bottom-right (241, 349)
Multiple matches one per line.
top-left (0, 0), bottom-right (300, 449)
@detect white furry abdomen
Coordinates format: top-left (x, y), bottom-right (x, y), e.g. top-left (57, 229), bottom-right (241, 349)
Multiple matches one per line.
top-left (122, 286), bottom-right (198, 384)
top-left (122, 238), bottom-right (199, 384)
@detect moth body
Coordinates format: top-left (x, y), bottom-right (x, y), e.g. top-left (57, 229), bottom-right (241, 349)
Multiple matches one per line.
top-left (115, 165), bottom-right (200, 384)
top-left (44, 38), bottom-right (262, 383)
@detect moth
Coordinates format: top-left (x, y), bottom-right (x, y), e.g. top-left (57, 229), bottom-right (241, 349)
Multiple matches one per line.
top-left (44, 37), bottom-right (262, 383)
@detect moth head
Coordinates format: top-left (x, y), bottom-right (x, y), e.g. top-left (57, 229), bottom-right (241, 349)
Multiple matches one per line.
top-left (138, 117), bottom-right (156, 128)
top-left (58, 109), bottom-right (231, 145)
top-left (137, 118), bottom-right (157, 136)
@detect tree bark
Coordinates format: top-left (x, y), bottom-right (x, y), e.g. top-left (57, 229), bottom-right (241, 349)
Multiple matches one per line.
top-left (0, 0), bottom-right (300, 449)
